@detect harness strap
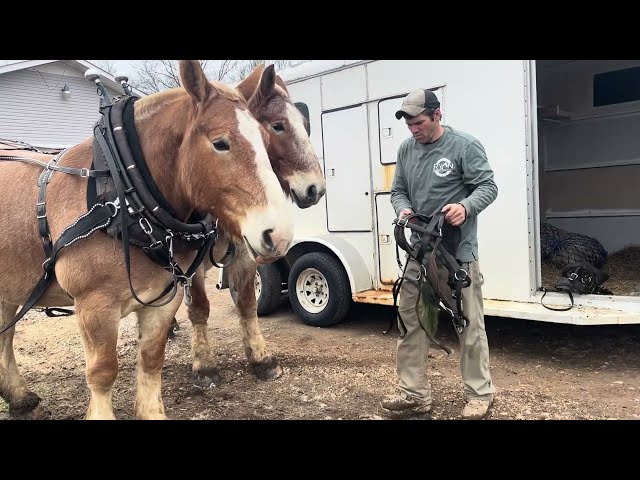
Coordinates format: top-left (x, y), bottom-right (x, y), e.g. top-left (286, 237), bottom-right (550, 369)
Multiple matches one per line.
top-left (541, 287), bottom-right (574, 311)
top-left (386, 259), bottom-right (454, 355)
top-left (0, 155), bottom-right (109, 177)
top-left (387, 211), bottom-right (472, 351)
top-left (146, 232), bottom-right (218, 306)
top-left (208, 242), bottom-right (237, 269)
top-left (37, 166), bottom-right (55, 262)
top-left (0, 86), bottom-right (221, 332)
top-left (95, 121), bottom-right (178, 308)
top-left (0, 202), bottom-right (117, 336)
top-left (95, 119), bottom-right (217, 308)
top-left (110, 97), bottom-right (209, 236)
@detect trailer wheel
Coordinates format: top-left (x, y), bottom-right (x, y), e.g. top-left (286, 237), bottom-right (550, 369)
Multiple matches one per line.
top-left (287, 252), bottom-right (351, 327)
top-left (230, 263), bottom-right (283, 316)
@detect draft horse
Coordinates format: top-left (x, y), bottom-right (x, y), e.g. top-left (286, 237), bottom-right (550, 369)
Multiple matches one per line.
top-left (174, 63), bottom-right (326, 387)
top-left (0, 60), bottom-right (293, 419)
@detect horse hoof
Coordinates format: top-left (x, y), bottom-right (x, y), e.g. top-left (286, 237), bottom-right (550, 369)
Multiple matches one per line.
top-left (11, 402), bottom-right (51, 420)
top-left (192, 367), bottom-right (221, 388)
top-left (253, 357), bottom-right (283, 381)
top-left (27, 403), bottom-right (52, 420)
top-left (9, 391), bottom-right (41, 416)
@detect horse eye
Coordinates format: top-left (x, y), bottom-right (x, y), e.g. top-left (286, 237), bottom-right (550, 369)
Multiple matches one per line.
top-left (212, 139), bottom-right (230, 151)
top-left (271, 123), bottom-right (285, 133)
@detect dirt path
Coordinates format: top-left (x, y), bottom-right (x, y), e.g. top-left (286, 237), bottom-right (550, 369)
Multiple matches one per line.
top-left (2, 276), bottom-right (640, 420)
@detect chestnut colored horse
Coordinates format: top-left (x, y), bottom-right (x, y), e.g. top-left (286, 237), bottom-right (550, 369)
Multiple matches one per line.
top-left (176, 64), bottom-right (325, 387)
top-left (0, 60), bottom-right (293, 419)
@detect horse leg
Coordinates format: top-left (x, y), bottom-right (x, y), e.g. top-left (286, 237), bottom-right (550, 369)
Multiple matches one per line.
top-left (189, 266), bottom-right (221, 388)
top-left (229, 255), bottom-right (282, 380)
top-left (135, 301), bottom-right (179, 420)
top-left (0, 302), bottom-right (46, 418)
top-left (75, 295), bottom-right (121, 420)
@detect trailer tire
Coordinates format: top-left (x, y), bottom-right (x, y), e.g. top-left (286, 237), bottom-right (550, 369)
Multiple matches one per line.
top-left (230, 263), bottom-right (283, 316)
top-left (287, 252), bottom-right (351, 327)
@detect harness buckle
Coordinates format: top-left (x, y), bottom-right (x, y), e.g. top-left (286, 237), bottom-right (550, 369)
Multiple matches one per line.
top-left (104, 201), bottom-right (119, 218)
top-left (180, 273), bottom-right (195, 306)
top-left (419, 263), bottom-right (427, 279)
top-left (36, 202), bottom-right (46, 219)
top-left (42, 258), bottom-right (52, 273)
top-left (396, 217), bottom-right (409, 228)
top-left (454, 269), bottom-right (468, 282)
top-left (139, 217), bottom-right (153, 235)
top-left (183, 283), bottom-right (193, 306)
top-left (166, 233), bottom-right (174, 259)
top-left (45, 158), bottom-right (57, 172)
top-left (80, 168), bottom-right (90, 177)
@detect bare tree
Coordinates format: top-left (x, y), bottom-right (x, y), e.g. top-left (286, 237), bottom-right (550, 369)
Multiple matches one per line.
top-left (228, 60), bottom-right (305, 83)
top-left (128, 60), bottom-right (308, 94)
top-left (94, 60), bottom-right (117, 76)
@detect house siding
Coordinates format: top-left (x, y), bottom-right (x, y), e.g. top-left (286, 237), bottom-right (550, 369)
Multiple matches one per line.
top-left (0, 67), bottom-right (122, 148)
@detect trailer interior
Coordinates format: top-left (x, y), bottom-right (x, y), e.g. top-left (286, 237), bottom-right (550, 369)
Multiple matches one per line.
top-left (535, 60), bottom-right (640, 297)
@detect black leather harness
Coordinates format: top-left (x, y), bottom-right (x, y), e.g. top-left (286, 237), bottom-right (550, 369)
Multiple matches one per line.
top-left (0, 80), bottom-right (222, 335)
top-left (387, 212), bottom-right (472, 355)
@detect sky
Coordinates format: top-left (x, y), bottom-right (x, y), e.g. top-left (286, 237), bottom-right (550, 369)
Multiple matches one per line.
top-left (2, 60), bottom-right (310, 79)
top-left (0, 60), bottom-right (141, 74)
top-left (88, 60), bottom-right (141, 75)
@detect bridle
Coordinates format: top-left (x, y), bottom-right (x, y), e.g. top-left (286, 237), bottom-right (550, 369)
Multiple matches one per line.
top-left (388, 211), bottom-right (472, 354)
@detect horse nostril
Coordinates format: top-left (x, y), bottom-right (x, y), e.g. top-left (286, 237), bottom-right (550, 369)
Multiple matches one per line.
top-left (306, 184), bottom-right (317, 200)
top-left (262, 229), bottom-right (275, 251)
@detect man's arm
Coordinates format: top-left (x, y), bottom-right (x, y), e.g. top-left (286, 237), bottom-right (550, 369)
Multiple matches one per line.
top-left (458, 140), bottom-right (498, 218)
top-left (390, 148), bottom-right (413, 216)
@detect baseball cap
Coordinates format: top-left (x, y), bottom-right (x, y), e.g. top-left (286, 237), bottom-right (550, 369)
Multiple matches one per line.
top-left (395, 89), bottom-right (441, 119)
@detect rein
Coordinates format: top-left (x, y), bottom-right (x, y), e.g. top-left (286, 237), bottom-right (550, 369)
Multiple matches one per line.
top-left (386, 212), bottom-right (472, 355)
top-left (0, 76), bottom-right (222, 335)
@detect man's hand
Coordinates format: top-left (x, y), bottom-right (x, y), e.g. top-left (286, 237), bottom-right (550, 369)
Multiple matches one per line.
top-left (399, 208), bottom-right (413, 219)
top-left (441, 203), bottom-right (466, 226)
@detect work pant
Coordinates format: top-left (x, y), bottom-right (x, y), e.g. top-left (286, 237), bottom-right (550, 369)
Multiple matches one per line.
top-left (395, 256), bottom-right (495, 402)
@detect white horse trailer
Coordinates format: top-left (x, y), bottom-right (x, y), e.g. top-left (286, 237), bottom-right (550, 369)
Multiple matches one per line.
top-left (218, 60), bottom-right (640, 327)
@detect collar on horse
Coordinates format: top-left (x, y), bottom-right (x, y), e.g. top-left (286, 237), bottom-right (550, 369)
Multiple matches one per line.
top-left (0, 77), bottom-right (224, 335)
top-left (388, 211), bottom-right (472, 355)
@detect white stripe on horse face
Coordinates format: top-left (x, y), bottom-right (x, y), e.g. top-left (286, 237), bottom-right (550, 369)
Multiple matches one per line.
top-left (235, 108), bottom-right (284, 206)
top-left (235, 108), bottom-right (292, 258)
top-left (283, 102), bottom-right (324, 198)
top-left (286, 103), bottom-right (315, 157)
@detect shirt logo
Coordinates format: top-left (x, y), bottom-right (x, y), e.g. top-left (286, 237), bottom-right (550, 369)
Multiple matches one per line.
top-left (434, 157), bottom-right (453, 177)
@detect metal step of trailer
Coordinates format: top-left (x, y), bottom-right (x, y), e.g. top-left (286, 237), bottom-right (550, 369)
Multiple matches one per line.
top-left (352, 290), bottom-right (640, 325)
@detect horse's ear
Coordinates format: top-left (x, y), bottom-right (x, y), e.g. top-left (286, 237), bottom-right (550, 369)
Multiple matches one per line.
top-left (236, 63), bottom-right (265, 102)
top-left (247, 64), bottom-right (275, 112)
top-left (179, 60), bottom-right (213, 104)
top-left (259, 64), bottom-right (276, 99)
top-left (275, 74), bottom-right (289, 94)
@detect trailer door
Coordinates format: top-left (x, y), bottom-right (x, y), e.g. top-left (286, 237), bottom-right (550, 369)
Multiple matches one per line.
top-left (376, 89), bottom-right (444, 285)
top-left (321, 104), bottom-right (372, 232)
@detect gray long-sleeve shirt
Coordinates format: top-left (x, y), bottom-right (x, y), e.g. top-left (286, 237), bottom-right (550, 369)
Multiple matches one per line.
top-left (390, 125), bottom-right (498, 263)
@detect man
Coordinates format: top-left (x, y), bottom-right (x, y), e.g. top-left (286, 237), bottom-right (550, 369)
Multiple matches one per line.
top-left (382, 88), bottom-right (498, 419)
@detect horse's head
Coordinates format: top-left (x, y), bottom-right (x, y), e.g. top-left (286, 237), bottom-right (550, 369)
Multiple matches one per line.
top-left (135, 60), bottom-right (293, 264)
top-left (236, 64), bottom-right (326, 209)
